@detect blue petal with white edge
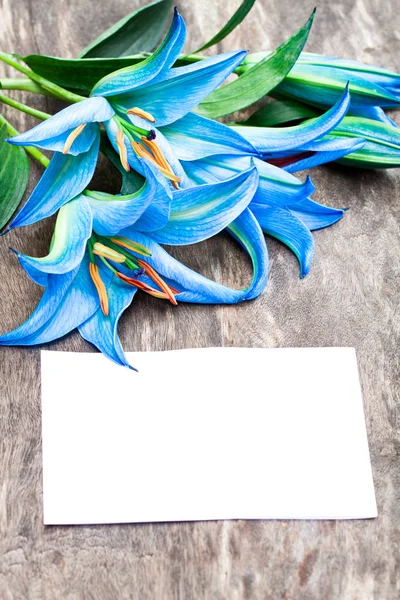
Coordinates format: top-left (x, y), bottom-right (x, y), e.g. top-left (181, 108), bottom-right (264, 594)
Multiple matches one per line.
top-left (87, 163), bottom-right (156, 236)
top-left (91, 9), bottom-right (186, 97)
top-left (118, 229), bottom-right (267, 304)
top-left (79, 267), bottom-right (138, 369)
top-left (226, 208), bottom-right (268, 300)
top-left (0, 252), bottom-right (104, 346)
top-left (113, 50), bottom-right (247, 127)
top-left (6, 134), bottom-right (99, 231)
top-left (183, 155), bottom-right (315, 206)
top-left (349, 105), bottom-right (398, 127)
top-left (0, 267), bottom-right (79, 344)
top-left (160, 112), bottom-right (259, 161)
top-left (8, 98), bottom-right (114, 155)
top-left (230, 85), bottom-right (350, 154)
top-left (283, 138), bottom-right (366, 172)
top-left (150, 165), bottom-right (259, 245)
top-left (12, 195), bottom-right (92, 286)
top-left (290, 198), bottom-right (344, 230)
top-left (251, 204), bottom-right (314, 278)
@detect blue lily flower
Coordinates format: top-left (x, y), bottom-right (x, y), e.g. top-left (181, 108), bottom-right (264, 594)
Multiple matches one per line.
top-left (0, 164), bottom-right (267, 369)
top-left (6, 9), bottom-right (250, 232)
top-left (239, 51), bottom-right (400, 124)
top-left (183, 154), bottom-right (344, 278)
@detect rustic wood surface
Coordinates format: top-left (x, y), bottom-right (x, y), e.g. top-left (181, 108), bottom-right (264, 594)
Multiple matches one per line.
top-left (0, 0), bottom-right (399, 598)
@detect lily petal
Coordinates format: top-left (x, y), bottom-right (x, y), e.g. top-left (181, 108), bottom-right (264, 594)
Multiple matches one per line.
top-left (91, 9), bottom-right (186, 97)
top-left (87, 162), bottom-right (156, 236)
top-left (349, 105), bottom-right (398, 127)
top-left (290, 198), bottom-right (344, 230)
top-left (118, 228), bottom-right (267, 304)
top-left (160, 112), bottom-right (259, 161)
top-left (226, 208), bottom-right (268, 300)
top-left (8, 98), bottom-right (114, 155)
top-left (183, 155), bottom-right (315, 206)
top-left (0, 254), bottom-right (99, 345)
top-left (150, 165), bottom-right (259, 245)
top-left (12, 195), bottom-right (92, 286)
top-left (5, 133), bottom-right (99, 231)
top-left (114, 50), bottom-right (247, 127)
top-left (231, 85), bottom-right (350, 154)
top-left (79, 270), bottom-right (137, 369)
top-left (251, 204), bottom-right (314, 277)
top-left (279, 137), bottom-right (366, 172)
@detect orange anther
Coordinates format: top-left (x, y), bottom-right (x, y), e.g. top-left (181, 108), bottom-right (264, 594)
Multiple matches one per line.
top-left (63, 123), bottom-right (86, 154)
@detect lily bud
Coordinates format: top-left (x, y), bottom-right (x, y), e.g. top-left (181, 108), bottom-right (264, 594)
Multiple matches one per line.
top-left (239, 51), bottom-right (400, 120)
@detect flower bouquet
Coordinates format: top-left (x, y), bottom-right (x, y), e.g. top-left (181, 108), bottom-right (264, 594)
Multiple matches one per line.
top-left (0, 0), bottom-right (398, 369)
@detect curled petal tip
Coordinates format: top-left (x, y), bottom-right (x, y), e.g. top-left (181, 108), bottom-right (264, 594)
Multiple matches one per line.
top-left (0, 227), bottom-right (10, 237)
top-left (8, 247), bottom-right (19, 256)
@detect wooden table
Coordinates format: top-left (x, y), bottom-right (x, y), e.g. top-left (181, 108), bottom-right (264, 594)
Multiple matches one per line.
top-left (0, 1), bottom-right (399, 598)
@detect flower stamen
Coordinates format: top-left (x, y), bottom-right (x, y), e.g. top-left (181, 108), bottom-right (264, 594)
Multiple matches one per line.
top-left (89, 262), bottom-right (109, 316)
top-left (63, 123), bottom-right (86, 154)
top-left (116, 129), bottom-right (130, 172)
top-left (137, 259), bottom-right (178, 305)
top-left (93, 242), bottom-right (126, 263)
top-left (110, 236), bottom-right (152, 257)
top-left (116, 272), bottom-right (177, 301)
top-left (132, 141), bottom-right (181, 186)
top-left (127, 107), bottom-right (156, 123)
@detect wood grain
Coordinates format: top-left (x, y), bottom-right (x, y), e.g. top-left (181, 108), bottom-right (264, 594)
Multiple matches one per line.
top-left (0, 0), bottom-right (399, 598)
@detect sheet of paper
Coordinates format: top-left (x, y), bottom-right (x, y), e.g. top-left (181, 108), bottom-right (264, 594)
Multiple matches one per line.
top-left (41, 347), bottom-right (377, 525)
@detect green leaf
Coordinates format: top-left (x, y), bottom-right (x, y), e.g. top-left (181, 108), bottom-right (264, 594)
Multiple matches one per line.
top-left (22, 54), bottom-right (145, 94)
top-left (196, 9), bottom-right (316, 119)
top-left (0, 123), bottom-right (30, 230)
top-left (21, 52), bottom-right (196, 95)
top-left (192, 0), bottom-right (257, 54)
top-left (244, 99), bottom-right (320, 126)
top-left (78, 0), bottom-right (173, 58)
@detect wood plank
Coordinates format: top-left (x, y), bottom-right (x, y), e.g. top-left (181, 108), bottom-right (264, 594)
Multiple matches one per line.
top-left (0, 1), bottom-right (399, 598)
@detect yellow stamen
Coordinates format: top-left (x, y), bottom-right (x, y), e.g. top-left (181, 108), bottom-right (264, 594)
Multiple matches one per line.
top-left (110, 237), bottom-right (151, 257)
top-left (132, 142), bottom-right (181, 183)
top-left (63, 123), bottom-right (86, 154)
top-left (126, 107), bottom-right (156, 123)
top-left (116, 129), bottom-right (130, 172)
top-left (140, 137), bottom-right (170, 170)
top-left (89, 262), bottom-right (109, 316)
top-left (141, 137), bottom-right (181, 189)
top-left (137, 259), bottom-right (178, 306)
top-left (93, 242), bottom-right (126, 263)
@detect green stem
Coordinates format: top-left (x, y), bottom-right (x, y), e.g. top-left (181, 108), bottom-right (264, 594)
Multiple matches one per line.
top-left (0, 52), bottom-right (86, 103)
top-left (0, 93), bottom-right (50, 120)
top-left (0, 77), bottom-right (44, 94)
top-left (0, 113), bottom-right (49, 168)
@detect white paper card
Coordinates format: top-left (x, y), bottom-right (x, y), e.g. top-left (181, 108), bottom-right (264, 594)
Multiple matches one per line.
top-left (41, 347), bottom-right (377, 524)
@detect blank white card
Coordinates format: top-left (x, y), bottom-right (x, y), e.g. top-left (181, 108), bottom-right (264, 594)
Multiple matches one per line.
top-left (41, 347), bottom-right (377, 524)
